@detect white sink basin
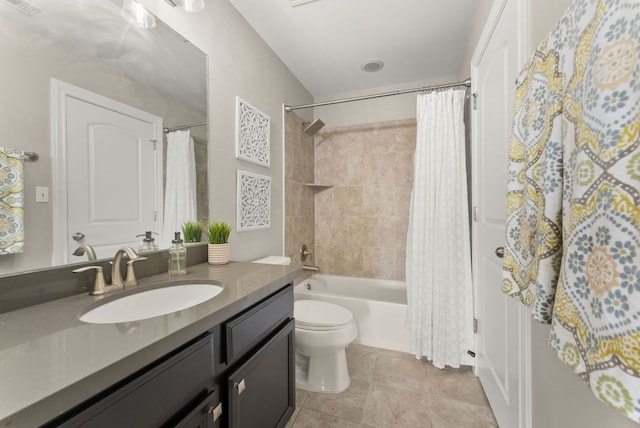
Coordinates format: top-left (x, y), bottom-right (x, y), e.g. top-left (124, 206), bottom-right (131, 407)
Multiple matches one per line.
top-left (79, 283), bottom-right (224, 324)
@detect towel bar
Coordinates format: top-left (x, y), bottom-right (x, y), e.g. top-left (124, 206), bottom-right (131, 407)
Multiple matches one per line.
top-left (24, 152), bottom-right (38, 162)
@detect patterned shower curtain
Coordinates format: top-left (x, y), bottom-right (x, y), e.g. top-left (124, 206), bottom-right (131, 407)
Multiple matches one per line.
top-left (405, 90), bottom-right (474, 369)
top-left (502, 0), bottom-right (640, 422)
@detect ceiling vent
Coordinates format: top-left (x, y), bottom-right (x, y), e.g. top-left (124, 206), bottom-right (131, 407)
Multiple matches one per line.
top-left (2, 0), bottom-right (41, 16)
top-left (361, 59), bottom-right (384, 73)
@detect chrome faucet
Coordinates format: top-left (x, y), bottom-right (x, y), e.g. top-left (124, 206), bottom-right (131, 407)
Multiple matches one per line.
top-left (73, 247), bottom-right (147, 295)
top-left (73, 244), bottom-right (97, 261)
top-left (112, 247), bottom-right (147, 287)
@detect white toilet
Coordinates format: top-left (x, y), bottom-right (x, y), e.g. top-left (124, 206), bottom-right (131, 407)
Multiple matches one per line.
top-left (294, 299), bottom-right (358, 393)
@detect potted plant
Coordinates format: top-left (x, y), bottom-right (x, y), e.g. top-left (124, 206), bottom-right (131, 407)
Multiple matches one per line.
top-left (207, 221), bottom-right (232, 265)
top-left (182, 221), bottom-right (204, 244)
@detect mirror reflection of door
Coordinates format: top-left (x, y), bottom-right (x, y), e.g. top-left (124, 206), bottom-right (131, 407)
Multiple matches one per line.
top-left (53, 80), bottom-right (163, 264)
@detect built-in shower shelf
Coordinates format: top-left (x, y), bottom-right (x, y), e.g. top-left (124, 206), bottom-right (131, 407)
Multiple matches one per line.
top-left (305, 183), bottom-right (334, 189)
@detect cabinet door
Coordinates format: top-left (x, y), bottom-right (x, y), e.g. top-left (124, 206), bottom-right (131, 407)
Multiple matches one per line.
top-left (227, 319), bottom-right (295, 428)
top-left (55, 334), bottom-right (215, 428)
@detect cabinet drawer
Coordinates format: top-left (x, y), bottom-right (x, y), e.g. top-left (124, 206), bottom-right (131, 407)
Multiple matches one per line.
top-left (174, 389), bottom-right (222, 428)
top-left (55, 334), bottom-right (215, 428)
top-left (224, 285), bottom-right (293, 363)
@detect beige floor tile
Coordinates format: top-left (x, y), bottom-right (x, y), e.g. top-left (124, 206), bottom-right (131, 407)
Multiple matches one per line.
top-left (424, 394), bottom-right (498, 428)
top-left (372, 354), bottom-right (431, 393)
top-left (297, 344), bottom-right (496, 428)
top-left (361, 384), bottom-right (434, 428)
top-left (296, 388), bottom-right (310, 407)
top-left (373, 347), bottom-right (417, 361)
top-left (346, 345), bottom-right (378, 383)
top-left (422, 365), bottom-right (491, 408)
top-left (302, 378), bottom-right (371, 423)
top-left (291, 408), bottom-right (363, 428)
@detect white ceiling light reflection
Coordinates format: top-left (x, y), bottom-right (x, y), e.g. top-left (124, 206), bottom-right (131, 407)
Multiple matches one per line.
top-left (122, 0), bottom-right (157, 29)
top-left (166, 0), bottom-right (205, 13)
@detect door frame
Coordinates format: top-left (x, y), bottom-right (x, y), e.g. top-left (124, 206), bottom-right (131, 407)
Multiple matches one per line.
top-left (470, 0), bottom-right (531, 427)
top-left (51, 79), bottom-right (163, 265)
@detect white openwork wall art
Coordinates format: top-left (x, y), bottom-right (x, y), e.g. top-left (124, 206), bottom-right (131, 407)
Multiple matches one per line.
top-left (235, 97), bottom-right (270, 167)
top-left (237, 170), bottom-right (271, 231)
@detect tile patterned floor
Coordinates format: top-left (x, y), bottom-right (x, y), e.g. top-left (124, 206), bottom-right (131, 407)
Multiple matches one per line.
top-left (287, 344), bottom-right (498, 428)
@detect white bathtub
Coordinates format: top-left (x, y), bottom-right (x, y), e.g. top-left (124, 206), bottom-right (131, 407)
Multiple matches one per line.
top-left (294, 274), bottom-right (410, 353)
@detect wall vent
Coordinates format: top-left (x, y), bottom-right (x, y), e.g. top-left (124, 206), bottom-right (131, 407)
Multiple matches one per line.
top-left (2, 0), bottom-right (41, 16)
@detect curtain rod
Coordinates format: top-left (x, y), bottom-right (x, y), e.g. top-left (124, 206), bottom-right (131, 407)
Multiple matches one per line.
top-left (163, 122), bottom-right (207, 133)
top-left (284, 78), bottom-right (471, 112)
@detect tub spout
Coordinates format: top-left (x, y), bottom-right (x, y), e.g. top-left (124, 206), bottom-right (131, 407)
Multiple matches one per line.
top-left (302, 265), bottom-right (319, 272)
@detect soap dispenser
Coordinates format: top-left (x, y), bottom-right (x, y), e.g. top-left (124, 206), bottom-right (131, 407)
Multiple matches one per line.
top-left (169, 232), bottom-right (187, 276)
top-left (137, 231), bottom-right (159, 253)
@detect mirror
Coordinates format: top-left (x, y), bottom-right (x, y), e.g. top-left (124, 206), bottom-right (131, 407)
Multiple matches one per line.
top-left (0, 0), bottom-right (208, 275)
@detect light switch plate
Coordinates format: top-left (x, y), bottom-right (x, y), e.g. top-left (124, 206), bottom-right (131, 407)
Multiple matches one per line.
top-left (36, 186), bottom-right (48, 203)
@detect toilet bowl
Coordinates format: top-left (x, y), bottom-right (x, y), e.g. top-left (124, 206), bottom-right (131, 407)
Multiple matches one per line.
top-left (294, 299), bottom-right (358, 393)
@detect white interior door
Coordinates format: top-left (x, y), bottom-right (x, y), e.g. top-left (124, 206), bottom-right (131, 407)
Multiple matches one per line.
top-left (52, 80), bottom-right (163, 264)
top-left (471, 0), bottom-right (529, 427)
top-left (66, 98), bottom-right (158, 260)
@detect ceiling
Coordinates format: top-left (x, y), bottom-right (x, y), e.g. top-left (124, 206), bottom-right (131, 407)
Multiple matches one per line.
top-left (228, 0), bottom-right (479, 97)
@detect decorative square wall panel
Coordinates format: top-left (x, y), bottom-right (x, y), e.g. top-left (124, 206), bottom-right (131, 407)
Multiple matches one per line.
top-left (235, 97), bottom-right (270, 167)
top-left (237, 170), bottom-right (271, 231)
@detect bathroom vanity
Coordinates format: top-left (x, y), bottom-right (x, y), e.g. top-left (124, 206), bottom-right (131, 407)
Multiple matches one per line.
top-left (0, 261), bottom-right (299, 428)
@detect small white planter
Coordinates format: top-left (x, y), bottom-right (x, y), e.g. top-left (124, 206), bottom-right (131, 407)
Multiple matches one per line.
top-left (208, 243), bottom-right (230, 265)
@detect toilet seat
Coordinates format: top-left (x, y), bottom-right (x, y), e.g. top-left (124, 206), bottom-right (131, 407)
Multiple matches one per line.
top-left (295, 300), bottom-right (354, 331)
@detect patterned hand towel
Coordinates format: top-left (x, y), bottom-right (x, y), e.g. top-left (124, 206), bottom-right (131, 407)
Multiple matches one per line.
top-left (0, 147), bottom-right (25, 255)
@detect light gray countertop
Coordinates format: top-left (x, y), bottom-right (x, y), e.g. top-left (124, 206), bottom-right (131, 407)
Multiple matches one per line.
top-left (0, 261), bottom-right (301, 427)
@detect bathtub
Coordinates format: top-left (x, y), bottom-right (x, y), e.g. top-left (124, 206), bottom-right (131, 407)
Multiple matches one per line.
top-left (294, 274), bottom-right (410, 353)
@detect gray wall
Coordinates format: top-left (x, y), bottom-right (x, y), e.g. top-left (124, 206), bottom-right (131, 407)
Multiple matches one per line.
top-left (461, 0), bottom-right (640, 426)
top-left (141, 0), bottom-right (313, 262)
top-left (312, 75), bottom-right (456, 128)
top-left (528, 1), bottom-right (637, 427)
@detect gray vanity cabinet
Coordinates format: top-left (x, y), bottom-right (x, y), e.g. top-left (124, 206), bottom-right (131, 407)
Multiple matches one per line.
top-left (47, 283), bottom-right (295, 428)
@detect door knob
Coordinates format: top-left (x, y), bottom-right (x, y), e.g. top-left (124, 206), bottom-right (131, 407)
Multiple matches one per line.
top-left (495, 247), bottom-right (504, 258)
top-left (72, 232), bottom-right (85, 241)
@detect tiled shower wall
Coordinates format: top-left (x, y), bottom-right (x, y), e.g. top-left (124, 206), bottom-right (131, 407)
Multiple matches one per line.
top-left (284, 112), bottom-right (315, 279)
top-left (314, 119), bottom-right (416, 281)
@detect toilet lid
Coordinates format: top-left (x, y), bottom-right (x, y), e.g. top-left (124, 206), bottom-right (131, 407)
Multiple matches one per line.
top-left (295, 300), bottom-right (353, 330)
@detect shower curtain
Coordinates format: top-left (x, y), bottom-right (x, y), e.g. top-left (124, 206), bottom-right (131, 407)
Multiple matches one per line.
top-left (161, 130), bottom-right (197, 248)
top-left (405, 90), bottom-right (474, 368)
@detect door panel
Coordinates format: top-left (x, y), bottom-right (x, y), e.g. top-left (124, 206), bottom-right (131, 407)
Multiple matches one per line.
top-left (472, 0), bottom-right (525, 427)
top-left (66, 96), bottom-right (158, 260)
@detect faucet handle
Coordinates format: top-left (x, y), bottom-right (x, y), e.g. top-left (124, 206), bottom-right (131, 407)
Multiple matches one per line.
top-left (124, 256), bottom-right (148, 287)
top-left (73, 265), bottom-right (107, 295)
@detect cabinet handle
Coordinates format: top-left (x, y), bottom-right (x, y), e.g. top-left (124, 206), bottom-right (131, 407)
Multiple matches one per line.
top-left (495, 247), bottom-right (504, 258)
top-left (208, 402), bottom-right (223, 422)
top-left (234, 379), bottom-right (246, 394)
